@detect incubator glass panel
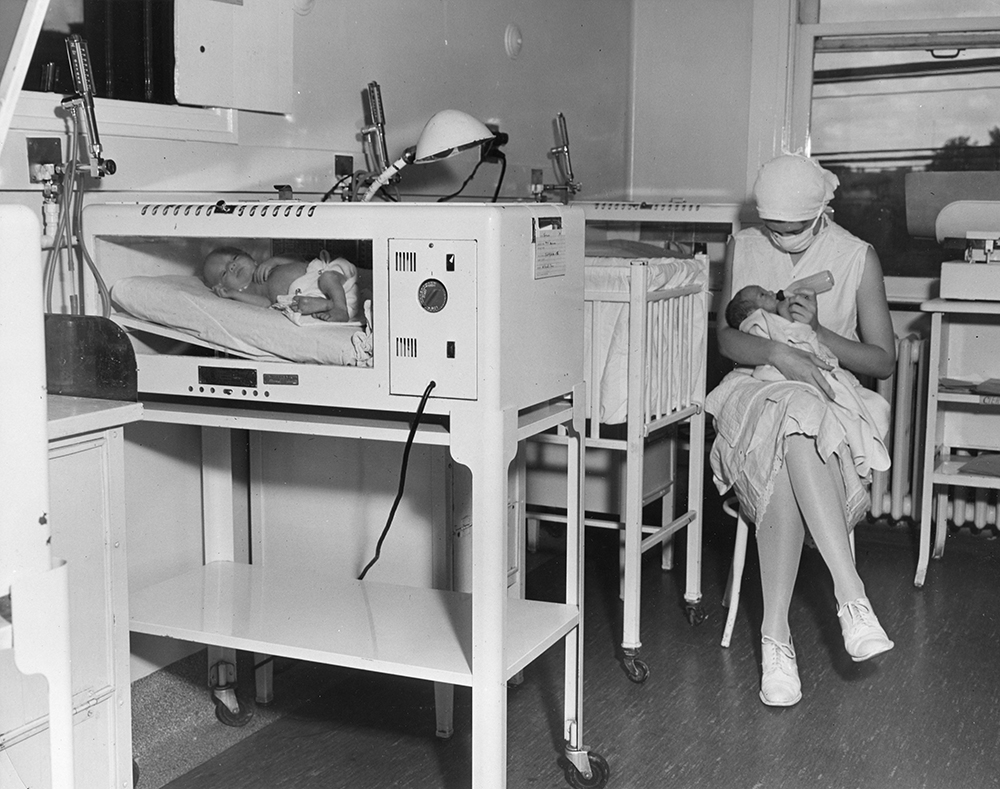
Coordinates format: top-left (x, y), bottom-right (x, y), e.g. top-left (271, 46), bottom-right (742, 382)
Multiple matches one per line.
top-left (92, 233), bottom-right (374, 364)
top-left (810, 44), bottom-right (1000, 277)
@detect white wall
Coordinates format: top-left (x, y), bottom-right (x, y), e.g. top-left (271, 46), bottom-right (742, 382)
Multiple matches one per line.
top-left (629, 0), bottom-right (754, 203)
top-left (1, 0), bottom-right (636, 203)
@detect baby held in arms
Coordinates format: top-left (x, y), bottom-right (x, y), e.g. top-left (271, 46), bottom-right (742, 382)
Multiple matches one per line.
top-left (726, 283), bottom-right (890, 477)
top-left (726, 283), bottom-right (857, 385)
top-left (202, 246), bottom-right (361, 323)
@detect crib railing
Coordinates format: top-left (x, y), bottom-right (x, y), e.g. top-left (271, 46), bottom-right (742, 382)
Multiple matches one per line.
top-left (643, 284), bottom-right (705, 427)
top-left (584, 280), bottom-right (705, 441)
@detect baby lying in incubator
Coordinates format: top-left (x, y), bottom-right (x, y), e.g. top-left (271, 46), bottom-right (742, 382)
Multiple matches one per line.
top-left (202, 246), bottom-right (361, 325)
top-left (726, 284), bottom-right (890, 476)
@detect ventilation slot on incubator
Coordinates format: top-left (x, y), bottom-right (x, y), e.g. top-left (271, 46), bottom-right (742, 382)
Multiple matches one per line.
top-left (395, 337), bottom-right (418, 358)
top-left (395, 251), bottom-right (418, 272)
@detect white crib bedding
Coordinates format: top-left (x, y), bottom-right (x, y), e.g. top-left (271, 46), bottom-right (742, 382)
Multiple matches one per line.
top-left (585, 257), bottom-right (708, 425)
top-left (110, 275), bottom-right (373, 367)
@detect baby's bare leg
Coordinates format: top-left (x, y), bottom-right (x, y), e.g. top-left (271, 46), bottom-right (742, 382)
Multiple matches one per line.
top-left (292, 271), bottom-right (349, 322)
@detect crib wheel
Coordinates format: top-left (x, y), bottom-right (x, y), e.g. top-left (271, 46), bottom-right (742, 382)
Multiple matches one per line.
top-left (213, 688), bottom-right (255, 727)
top-left (562, 751), bottom-right (611, 789)
top-left (621, 650), bottom-right (649, 684)
top-left (685, 601), bottom-right (707, 626)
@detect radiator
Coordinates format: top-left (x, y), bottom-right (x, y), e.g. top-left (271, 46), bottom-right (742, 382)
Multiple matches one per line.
top-left (870, 334), bottom-right (927, 522)
top-left (934, 467), bottom-right (1000, 531)
top-left (870, 334), bottom-right (999, 532)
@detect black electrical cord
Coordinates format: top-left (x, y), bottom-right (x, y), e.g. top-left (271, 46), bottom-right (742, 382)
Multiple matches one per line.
top-left (320, 174), bottom-right (352, 202)
top-left (491, 154), bottom-right (507, 203)
top-left (357, 380), bottom-right (437, 580)
top-left (437, 159), bottom-right (485, 202)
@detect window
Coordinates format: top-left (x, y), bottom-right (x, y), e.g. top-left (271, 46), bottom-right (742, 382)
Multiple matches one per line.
top-left (795, 8), bottom-right (1000, 278)
top-left (15, 0), bottom-right (291, 140)
top-left (27, 0), bottom-right (174, 104)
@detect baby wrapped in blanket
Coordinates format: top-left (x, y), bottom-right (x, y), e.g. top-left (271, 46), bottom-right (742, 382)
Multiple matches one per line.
top-left (725, 284), bottom-right (890, 479)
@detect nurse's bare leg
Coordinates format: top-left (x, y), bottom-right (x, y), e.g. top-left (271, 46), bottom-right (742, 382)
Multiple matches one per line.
top-left (755, 461), bottom-right (805, 644)
top-left (784, 436), bottom-right (865, 606)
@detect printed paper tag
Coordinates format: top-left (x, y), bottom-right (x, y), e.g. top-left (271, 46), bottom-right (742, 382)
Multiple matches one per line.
top-left (533, 216), bottom-right (566, 279)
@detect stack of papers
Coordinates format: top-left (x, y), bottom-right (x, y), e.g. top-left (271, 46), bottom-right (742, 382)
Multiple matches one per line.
top-left (974, 379), bottom-right (1000, 396)
top-left (939, 378), bottom-right (975, 393)
top-left (959, 454), bottom-right (1000, 477)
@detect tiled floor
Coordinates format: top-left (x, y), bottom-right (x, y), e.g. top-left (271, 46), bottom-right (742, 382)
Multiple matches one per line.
top-left (136, 502), bottom-right (1000, 789)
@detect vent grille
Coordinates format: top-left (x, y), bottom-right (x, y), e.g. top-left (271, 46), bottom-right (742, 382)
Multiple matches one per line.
top-left (395, 251), bottom-right (418, 272)
top-left (395, 337), bottom-right (418, 358)
top-left (138, 203), bottom-right (319, 219)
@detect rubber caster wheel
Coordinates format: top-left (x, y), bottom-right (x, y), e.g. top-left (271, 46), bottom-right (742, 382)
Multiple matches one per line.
top-left (132, 759), bottom-right (140, 787)
top-left (621, 654), bottom-right (649, 684)
top-left (685, 601), bottom-right (707, 626)
top-left (563, 752), bottom-right (611, 789)
top-left (214, 694), bottom-right (255, 727)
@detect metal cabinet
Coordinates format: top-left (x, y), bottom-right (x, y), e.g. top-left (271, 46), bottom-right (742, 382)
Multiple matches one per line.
top-left (0, 396), bottom-right (141, 788)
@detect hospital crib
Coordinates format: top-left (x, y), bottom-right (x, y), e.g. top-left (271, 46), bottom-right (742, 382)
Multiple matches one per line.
top-left (525, 253), bottom-right (709, 683)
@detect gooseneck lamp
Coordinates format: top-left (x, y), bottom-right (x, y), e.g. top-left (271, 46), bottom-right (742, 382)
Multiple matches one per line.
top-left (361, 109), bottom-right (495, 202)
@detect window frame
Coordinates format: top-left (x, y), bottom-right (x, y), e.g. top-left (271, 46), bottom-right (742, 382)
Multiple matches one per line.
top-left (746, 3), bottom-right (1000, 295)
top-left (9, 0), bottom-right (294, 146)
top-left (787, 17), bottom-right (1000, 296)
top-left (790, 16), bottom-right (1000, 156)
top-left (12, 90), bottom-right (238, 144)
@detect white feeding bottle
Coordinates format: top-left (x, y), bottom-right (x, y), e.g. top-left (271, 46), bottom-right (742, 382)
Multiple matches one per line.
top-left (777, 270), bottom-right (834, 301)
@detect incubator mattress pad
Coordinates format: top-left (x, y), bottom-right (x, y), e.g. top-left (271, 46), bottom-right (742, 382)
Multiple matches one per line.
top-left (111, 274), bottom-right (373, 367)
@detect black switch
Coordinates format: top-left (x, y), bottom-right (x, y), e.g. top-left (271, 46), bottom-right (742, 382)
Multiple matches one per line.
top-left (446, 341), bottom-right (455, 358)
top-left (446, 253), bottom-right (455, 271)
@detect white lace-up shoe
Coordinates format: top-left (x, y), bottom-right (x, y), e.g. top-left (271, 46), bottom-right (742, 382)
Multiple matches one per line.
top-left (759, 635), bottom-right (802, 707)
top-left (837, 597), bottom-right (894, 662)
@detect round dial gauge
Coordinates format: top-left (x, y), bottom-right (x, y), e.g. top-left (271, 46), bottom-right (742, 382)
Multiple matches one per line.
top-left (417, 278), bottom-right (448, 313)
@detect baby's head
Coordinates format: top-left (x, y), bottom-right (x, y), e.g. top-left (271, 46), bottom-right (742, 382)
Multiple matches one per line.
top-left (203, 246), bottom-right (256, 290)
top-left (726, 284), bottom-right (781, 329)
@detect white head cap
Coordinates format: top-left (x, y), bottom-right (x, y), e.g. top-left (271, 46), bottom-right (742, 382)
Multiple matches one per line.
top-left (752, 153), bottom-right (840, 222)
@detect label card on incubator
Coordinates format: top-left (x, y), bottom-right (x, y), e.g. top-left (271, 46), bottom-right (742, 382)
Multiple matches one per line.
top-left (533, 217), bottom-right (566, 279)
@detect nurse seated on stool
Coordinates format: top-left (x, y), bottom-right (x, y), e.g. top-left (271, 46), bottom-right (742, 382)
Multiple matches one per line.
top-left (706, 153), bottom-right (896, 707)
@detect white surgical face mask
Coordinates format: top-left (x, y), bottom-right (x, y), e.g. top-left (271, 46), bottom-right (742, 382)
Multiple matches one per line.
top-left (770, 214), bottom-right (822, 254)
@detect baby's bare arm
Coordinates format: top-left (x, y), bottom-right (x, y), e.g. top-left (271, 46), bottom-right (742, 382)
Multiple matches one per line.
top-left (212, 283), bottom-right (271, 308)
top-left (226, 290), bottom-right (271, 308)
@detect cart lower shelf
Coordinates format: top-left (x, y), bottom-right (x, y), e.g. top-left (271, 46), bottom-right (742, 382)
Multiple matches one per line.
top-left (130, 561), bottom-right (579, 686)
top-left (932, 455), bottom-right (1000, 490)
